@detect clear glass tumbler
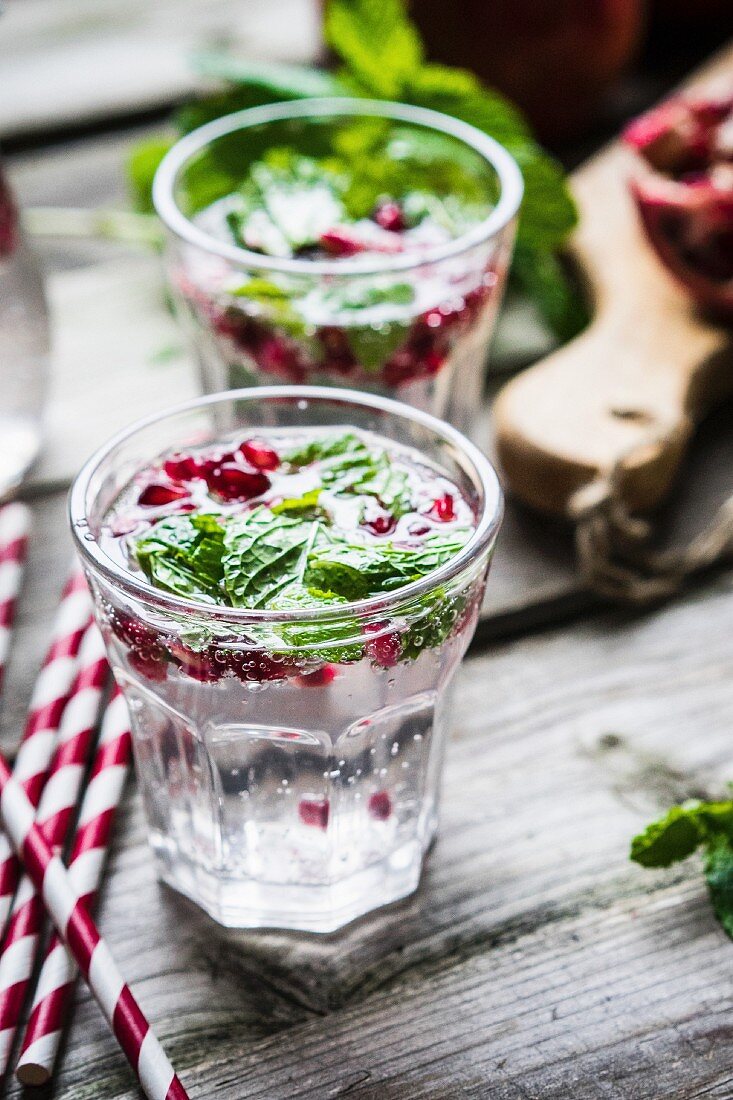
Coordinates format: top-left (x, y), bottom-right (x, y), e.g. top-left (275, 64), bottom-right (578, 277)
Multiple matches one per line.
top-left (0, 162), bottom-right (49, 497)
top-left (70, 388), bottom-right (503, 931)
top-left (153, 98), bottom-right (523, 439)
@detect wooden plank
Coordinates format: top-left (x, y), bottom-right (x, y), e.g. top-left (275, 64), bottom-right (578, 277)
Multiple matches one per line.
top-left (0, 0), bottom-right (320, 141)
top-left (2, 503), bottom-right (732, 1096)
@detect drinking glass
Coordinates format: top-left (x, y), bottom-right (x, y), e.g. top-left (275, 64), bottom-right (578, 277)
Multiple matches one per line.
top-left (153, 99), bottom-right (523, 438)
top-left (70, 387), bottom-right (503, 931)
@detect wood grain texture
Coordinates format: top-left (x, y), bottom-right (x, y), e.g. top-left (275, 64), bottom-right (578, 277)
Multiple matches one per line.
top-left (1, 493), bottom-right (733, 1097)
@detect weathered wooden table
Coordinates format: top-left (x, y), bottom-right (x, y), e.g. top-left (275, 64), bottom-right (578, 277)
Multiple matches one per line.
top-left (2, 8), bottom-right (733, 1098)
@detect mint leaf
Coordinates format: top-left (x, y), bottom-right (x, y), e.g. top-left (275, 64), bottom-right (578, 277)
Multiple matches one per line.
top-left (345, 321), bottom-right (410, 373)
top-left (630, 805), bottom-right (704, 869)
top-left (272, 490), bottom-right (323, 518)
top-left (305, 534), bottom-right (469, 600)
top-left (704, 833), bottom-right (733, 939)
top-left (134, 514), bottom-right (225, 601)
top-left (221, 508), bottom-right (316, 608)
top-left (511, 244), bottom-right (588, 342)
top-left (285, 432), bottom-right (368, 469)
top-left (631, 797), bottom-right (733, 942)
top-left (325, 0), bottom-right (423, 99)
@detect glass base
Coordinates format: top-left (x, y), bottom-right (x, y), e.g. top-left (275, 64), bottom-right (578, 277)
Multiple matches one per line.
top-left (152, 834), bottom-right (427, 932)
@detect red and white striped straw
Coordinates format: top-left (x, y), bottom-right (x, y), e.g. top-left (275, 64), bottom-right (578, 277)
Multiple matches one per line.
top-left (0, 621), bottom-right (108, 1072)
top-left (0, 749), bottom-right (189, 1100)
top-left (17, 686), bottom-right (133, 1085)
top-left (0, 568), bottom-right (92, 939)
top-left (0, 502), bottom-right (31, 695)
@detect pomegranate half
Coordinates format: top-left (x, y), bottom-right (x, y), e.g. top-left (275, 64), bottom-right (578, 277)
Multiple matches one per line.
top-left (624, 93), bottom-right (733, 319)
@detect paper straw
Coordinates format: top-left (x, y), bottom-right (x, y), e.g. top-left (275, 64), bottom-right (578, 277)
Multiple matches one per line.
top-left (0, 503), bottom-right (31, 695)
top-left (0, 750), bottom-right (188, 1099)
top-left (0, 569), bottom-right (92, 940)
top-left (0, 622), bottom-right (108, 1073)
top-left (17, 687), bottom-right (132, 1085)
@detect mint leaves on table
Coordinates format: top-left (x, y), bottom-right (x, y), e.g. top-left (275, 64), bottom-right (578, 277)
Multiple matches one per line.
top-left (631, 798), bottom-right (733, 939)
top-left (126, 0), bottom-right (584, 339)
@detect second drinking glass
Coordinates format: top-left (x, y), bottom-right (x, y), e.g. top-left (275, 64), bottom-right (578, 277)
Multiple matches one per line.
top-left (153, 98), bottom-right (523, 438)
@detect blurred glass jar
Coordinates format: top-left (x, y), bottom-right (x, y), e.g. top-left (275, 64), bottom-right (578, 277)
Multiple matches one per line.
top-left (0, 161), bottom-right (49, 498)
top-left (153, 99), bottom-right (522, 440)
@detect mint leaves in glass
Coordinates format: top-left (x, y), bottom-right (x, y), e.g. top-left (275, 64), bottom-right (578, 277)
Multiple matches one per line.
top-left (71, 388), bottom-right (502, 931)
top-left (153, 99), bottom-right (522, 438)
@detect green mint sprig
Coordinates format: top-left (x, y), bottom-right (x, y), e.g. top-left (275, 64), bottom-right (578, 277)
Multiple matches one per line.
top-left (126, 0), bottom-right (584, 340)
top-left (631, 798), bottom-right (733, 939)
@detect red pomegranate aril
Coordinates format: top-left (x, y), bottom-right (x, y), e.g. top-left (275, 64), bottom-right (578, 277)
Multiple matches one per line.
top-left (169, 642), bottom-right (221, 683)
top-left (408, 521), bottom-right (432, 538)
top-left (320, 226), bottom-right (403, 256)
top-left (164, 454), bottom-right (205, 481)
top-left (362, 510), bottom-right (397, 537)
top-left (427, 493), bottom-right (456, 522)
top-left (368, 790), bottom-right (393, 821)
top-left (206, 464), bottom-right (270, 502)
top-left (299, 798), bottom-right (330, 829)
top-left (128, 648), bottom-right (168, 683)
top-left (297, 665), bottom-right (337, 687)
top-left (111, 612), bottom-right (160, 651)
top-left (238, 439), bottom-right (280, 470)
top-left (365, 624), bottom-right (402, 669)
top-left (138, 482), bottom-right (189, 507)
top-left (227, 649), bottom-right (287, 683)
top-left (374, 201), bottom-right (405, 232)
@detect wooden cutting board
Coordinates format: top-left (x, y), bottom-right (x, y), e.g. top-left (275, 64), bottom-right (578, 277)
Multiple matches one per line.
top-left (494, 43), bottom-right (733, 518)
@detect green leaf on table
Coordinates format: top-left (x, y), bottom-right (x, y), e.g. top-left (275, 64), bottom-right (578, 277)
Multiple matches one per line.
top-left (325, 0), bottom-right (423, 99)
top-left (704, 833), bottom-right (733, 939)
top-left (630, 804), bottom-right (704, 868)
top-left (631, 797), bottom-right (733, 941)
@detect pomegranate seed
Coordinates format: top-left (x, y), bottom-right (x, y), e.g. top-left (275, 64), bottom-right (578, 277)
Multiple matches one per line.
top-left (110, 612), bottom-right (160, 651)
top-left (374, 201), bottom-right (405, 232)
top-left (368, 790), bottom-right (392, 821)
top-left (320, 226), bottom-right (403, 256)
top-left (138, 482), bottom-right (189, 507)
top-left (299, 798), bottom-right (330, 829)
top-left (361, 510), bottom-right (397, 537)
top-left (169, 642), bottom-right (221, 683)
top-left (365, 623), bottom-right (401, 668)
top-left (206, 464), bottom-right (270, 502)
top-left (128, 648), bottom-right (168, 682)
top-left (427, 494), bottom-right (456, 522)
top-left (297, 665), bottom-right (337, 687)
top-left (163, 454), bottom-right (205, 481)
top-left (226, 649), bottom-right (287, 682)
top-left (256, 338), bottom-right (306, 383)
top-left (238, 439), bottom-right (280, 471)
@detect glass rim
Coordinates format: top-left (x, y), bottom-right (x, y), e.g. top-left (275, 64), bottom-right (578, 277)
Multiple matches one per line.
top-left (69, 386), bottom-right (503, 626)
top-left (152, 96), bottom-right (524, 277)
